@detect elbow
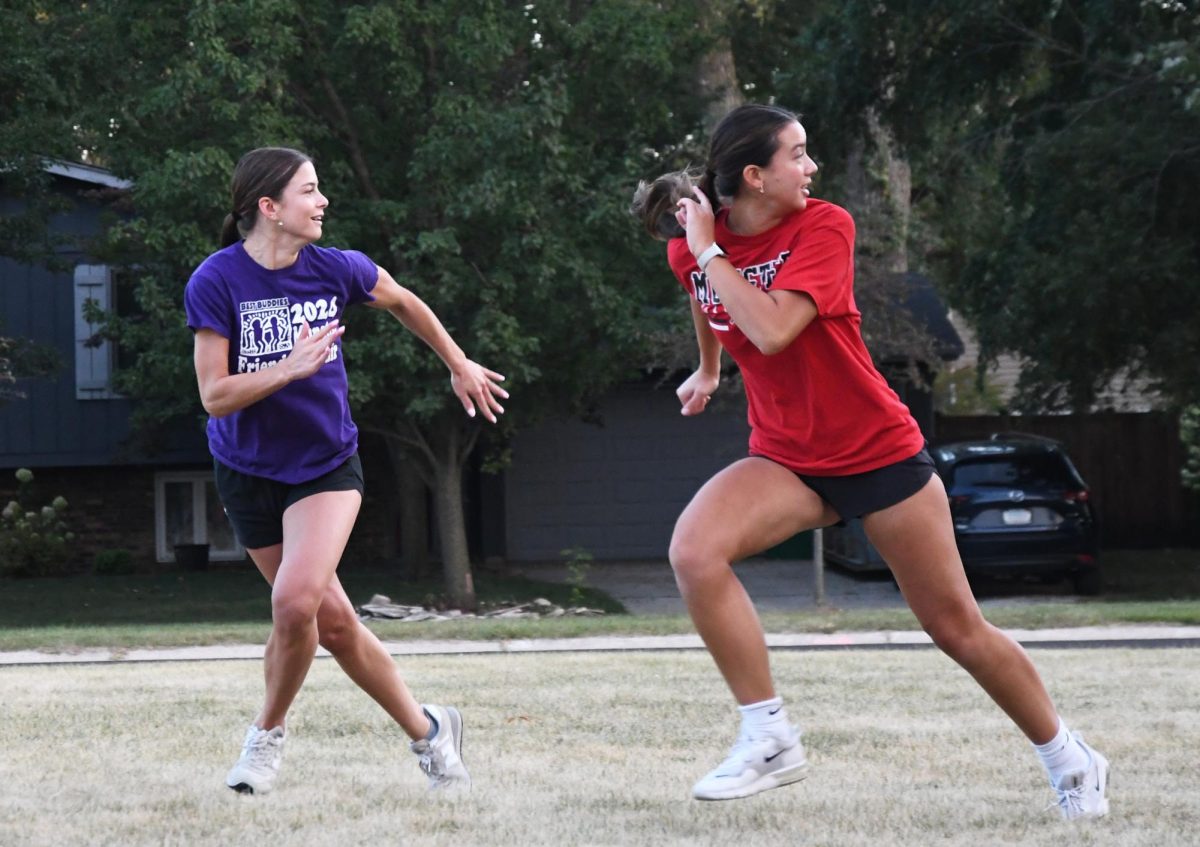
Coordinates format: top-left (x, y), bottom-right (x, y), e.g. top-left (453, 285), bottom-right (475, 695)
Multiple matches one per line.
top-left (199, 391), bottom-right (231, 419)
top-left (752, 331), bottom-right (793, 357)
top-left (201, 398), bottom-right (227, 418)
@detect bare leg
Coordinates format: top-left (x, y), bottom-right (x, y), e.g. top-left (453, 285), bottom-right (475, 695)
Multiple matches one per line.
top-left (247, 521), bottom-right (430, 740)
top-left (863, 474), bottom-right (1059, 743)
top-left (249, 490), bottom-right (362, 730)
top-left (315, 577), bottom-right (431, 740)
top-left (669, 457), bottom-right (839, 704)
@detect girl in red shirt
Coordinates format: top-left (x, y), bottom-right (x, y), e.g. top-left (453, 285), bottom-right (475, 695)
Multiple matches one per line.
top-left (633, 104), bottom-right (1108, 819)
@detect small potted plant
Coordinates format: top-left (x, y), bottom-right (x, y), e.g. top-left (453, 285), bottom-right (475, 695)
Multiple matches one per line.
top-left (174, 542), bottom-right (210, 571)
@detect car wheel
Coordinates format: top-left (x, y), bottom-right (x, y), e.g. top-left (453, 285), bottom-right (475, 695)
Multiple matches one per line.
top-left (1073, 566), bottom-right (1104, 596)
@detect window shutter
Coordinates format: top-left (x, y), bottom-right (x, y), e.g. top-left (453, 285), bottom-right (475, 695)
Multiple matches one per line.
top-left (74, 264), bottom-right (113, 397)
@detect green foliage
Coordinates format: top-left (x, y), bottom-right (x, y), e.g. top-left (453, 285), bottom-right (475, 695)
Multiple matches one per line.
top-left (560, 546), bottom-right (594, 608)
top-left (93, 548), bottom-right (136, 575)
top-left (0, 333), bottom-right (60, 405)
top-left (934, 365), bottom-right (1006, 416)
top-left (2, 0), bottom-right (719, 605)
top-left (1182, 405), bottom-right (1200, 493)
top-left (751, 1), bottom-right (1200, 414)
top-left (0, 469), bottom-right (75, 578)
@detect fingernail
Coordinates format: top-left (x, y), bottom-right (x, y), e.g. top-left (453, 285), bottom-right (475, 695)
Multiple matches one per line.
top-left (468, 408), bottom-right (475, 417)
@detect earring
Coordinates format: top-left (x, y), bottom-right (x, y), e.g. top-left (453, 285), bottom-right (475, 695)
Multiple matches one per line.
top-left (277, 219), bottom-right (284, 228)
top-left (759, 184), bottom-right (766, 194)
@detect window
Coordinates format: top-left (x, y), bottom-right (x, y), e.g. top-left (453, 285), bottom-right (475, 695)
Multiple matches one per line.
top-left (950, 455), bottom-right (1076, 490)
top-left (74, 264), bottom-right (116, 399)
top-left (73, 263), bottom-right (139, 399)
top-left (154, 472), bottom-right (244, 562)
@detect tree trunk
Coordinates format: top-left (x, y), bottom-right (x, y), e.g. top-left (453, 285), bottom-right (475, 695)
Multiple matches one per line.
top-left (428, 422), bottom-right (477, 610)
top-left (384, 436), bottom-right (431, 579)
top-left (398, 456), bottom-right (430, 580)
top-left (842, 110), bottom-right (911, 273)
top-left (698, 36), bottom-right (742, 132)
top-left (696, 2), bottom-right (743, 132)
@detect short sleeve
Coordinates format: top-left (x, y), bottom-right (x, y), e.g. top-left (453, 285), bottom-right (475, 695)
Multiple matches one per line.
top-left (771, 207), bottom-right (855, 315)
top-left (341, 249), bottom-right (379, 306)
top-left (184, 266), bottom-right (232, 338)
top-left (666, 237), bottom-right (698, 296)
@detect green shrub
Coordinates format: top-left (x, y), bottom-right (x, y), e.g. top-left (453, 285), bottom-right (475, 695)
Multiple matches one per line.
top-left (0, 469), bottom-right (75, 577)
top-left (560, 546), bottom-right (594, 608)
top-left (1182, 404), bottom-right (1200, 493)
top-left (94, 548), bottom-right (136, 575)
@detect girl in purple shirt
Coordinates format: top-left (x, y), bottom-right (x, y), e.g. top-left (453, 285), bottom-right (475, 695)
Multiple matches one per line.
top-left (185, 147), bottom-right (506, 795)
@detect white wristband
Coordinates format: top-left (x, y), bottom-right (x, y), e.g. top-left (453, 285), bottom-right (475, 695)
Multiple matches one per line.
top-left (696, 243), bottom-right (726, 273)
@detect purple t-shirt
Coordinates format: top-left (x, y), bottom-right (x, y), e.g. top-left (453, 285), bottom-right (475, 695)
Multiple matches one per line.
top-left (184, 242), bottom-right (379, 483)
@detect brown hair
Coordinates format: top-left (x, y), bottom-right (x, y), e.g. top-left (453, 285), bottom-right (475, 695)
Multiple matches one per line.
top-left (220, 147), bottom-right (313, 247)
top-left (631, 104), bottom-right (799, 240)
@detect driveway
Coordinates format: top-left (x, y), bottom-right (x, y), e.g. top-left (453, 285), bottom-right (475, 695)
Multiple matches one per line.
top-left (517, 558), bottom-right (905, 614)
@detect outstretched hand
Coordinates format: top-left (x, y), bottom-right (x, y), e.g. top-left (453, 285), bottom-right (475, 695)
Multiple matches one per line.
top-left (284, 320), bottom-right (344, 382)
top-left (676, 187), bottom-right (718, 260)
top-left (451, 360), bottom-right (508, 424)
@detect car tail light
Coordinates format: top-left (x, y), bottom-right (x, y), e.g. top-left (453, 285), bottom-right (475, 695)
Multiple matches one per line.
top-left (949, 494), bottom-right (971, 508)
top-left (1076, 553), bottom-right (1096, 565)
top-left (1064, 489), bottom-right (1089, 503)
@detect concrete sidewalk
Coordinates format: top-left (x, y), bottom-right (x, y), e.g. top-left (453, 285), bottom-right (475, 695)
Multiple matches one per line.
top-left (3, 625), bottom-right (1200, 667)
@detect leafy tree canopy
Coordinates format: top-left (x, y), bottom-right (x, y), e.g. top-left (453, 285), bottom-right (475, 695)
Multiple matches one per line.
top-left (738, 0), bottom-right (1200, 412)
top-left (3, 0), bottom-right (718, 605)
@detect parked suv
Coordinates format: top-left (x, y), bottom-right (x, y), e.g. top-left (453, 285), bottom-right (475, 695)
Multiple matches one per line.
top-left (932, 433), bottom-right (1101, 594)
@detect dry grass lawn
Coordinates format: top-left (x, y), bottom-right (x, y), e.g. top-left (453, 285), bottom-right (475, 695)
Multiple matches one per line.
top-left (1, 648), bottom-right (1197, 846)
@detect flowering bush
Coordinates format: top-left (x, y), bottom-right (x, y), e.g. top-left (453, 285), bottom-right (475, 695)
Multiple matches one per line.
top-left (0, 469), bottom-right (74, 577)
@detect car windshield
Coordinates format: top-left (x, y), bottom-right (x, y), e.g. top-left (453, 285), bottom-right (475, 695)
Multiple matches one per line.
top-left (949, 454), bottom-right (1077, 490)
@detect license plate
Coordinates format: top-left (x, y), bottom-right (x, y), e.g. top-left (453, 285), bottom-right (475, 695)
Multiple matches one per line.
top-left (1002, 508), bottom-right (1033, 526)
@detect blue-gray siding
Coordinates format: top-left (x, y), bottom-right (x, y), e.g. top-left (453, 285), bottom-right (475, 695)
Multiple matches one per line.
top-left (0, 253), bottom-right (142, 466)
top-left (504, 383), bottom-right (752, 561)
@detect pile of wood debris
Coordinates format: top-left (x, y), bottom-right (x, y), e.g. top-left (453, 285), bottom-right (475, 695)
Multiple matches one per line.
top-left (356, 594), bottom-right (605, 622)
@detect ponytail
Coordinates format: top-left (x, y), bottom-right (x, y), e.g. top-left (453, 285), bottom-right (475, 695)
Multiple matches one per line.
top-left (630, 167), bottom-right (718, 241)
top-left (220, 212), bottom-right (242, 248)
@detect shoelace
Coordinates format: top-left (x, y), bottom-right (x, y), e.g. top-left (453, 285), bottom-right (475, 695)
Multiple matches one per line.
top-left (714, 733), bottom-right (768, 775)
top-left (1054, 783), bottom-right (1087, 817)
top-left (412, 739), bottom-right (443, 779)
top-left (244, 732), bottom-right (281, 771)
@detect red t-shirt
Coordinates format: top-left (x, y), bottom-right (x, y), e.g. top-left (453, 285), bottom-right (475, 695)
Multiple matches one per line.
top-left (667, 198), bottom-right (924, 475)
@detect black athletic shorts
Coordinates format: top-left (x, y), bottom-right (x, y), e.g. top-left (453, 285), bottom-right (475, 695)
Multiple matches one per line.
top-left (795, 448), bottom-right (936, 524)
top-left (213, 453), bottom-right (364, 550)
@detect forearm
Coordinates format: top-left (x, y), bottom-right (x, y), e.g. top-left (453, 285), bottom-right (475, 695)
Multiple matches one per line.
top-left (690, 300), bottom-right (722, 376)
top-left (388, 291), bottom-right (467, 372)
top-left (201, 365), bottom-right (293, 418)
top-left (703, 258), bottom-right (793, 354)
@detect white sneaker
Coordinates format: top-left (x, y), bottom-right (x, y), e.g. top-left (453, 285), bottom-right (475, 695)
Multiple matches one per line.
top-left (225, 725), bottom-right (285, 795)
top-left (692, 727), bottom-right (808, 800)
top-left (410, 704), bottom-right (470, 790)
top-left (1053, 735), bottom-right (1110, 820)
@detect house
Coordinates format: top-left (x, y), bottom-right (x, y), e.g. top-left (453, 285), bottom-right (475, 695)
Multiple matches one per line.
top-left (941, 309), bottom-right (1164, 413)
top-left (0, 162), bottom-right (241, 568)
top-left (1, 165), bottom-right (969, 570)
top-left (500, 272), bottom-right (964, 561)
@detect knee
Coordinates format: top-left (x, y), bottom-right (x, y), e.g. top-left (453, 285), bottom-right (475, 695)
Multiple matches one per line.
top-left (922, 609), bottom-right (990, 666)
top-left (668, 534), bottom-right (724, 588)
top-left (271, 591), bottom-right (321, 637)
top-left (317, 611), bottom-right (360, 655)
